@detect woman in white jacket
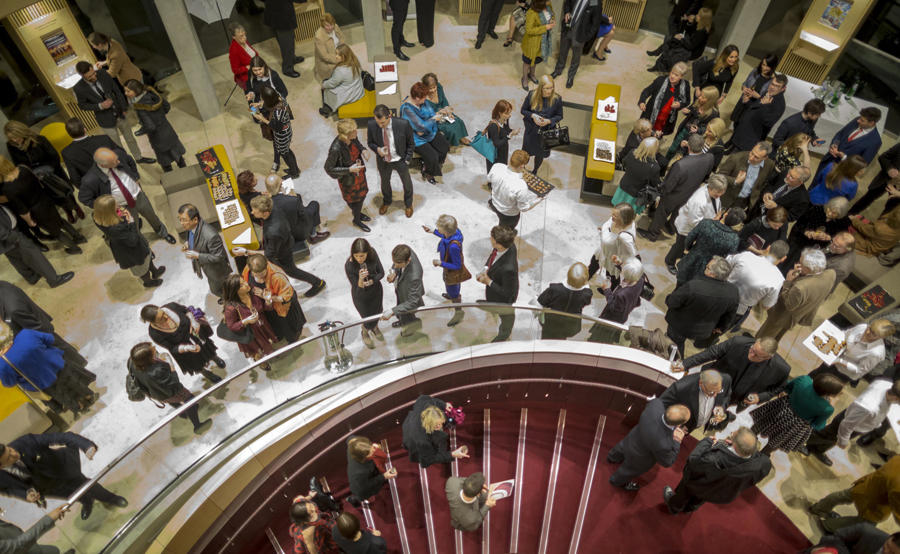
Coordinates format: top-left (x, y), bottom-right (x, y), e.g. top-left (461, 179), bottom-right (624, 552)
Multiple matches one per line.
top-left (319, 43), bottom-right (364, 117)
top-left (587, 203), bottom-right (638, 290)
top-left (664, 173), bottom-right (726, 275)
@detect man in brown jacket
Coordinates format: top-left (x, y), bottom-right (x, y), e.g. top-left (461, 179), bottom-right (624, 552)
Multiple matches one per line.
top-left (717, 142), bottom-right (777, 209)
top-left (810, 455), bottom-right (900, 532)
top-left (756, 248), bottom-right (835, 340)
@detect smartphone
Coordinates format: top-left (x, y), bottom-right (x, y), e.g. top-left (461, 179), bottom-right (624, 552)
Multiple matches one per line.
top-left (250, 106), bottom-right (259, 114)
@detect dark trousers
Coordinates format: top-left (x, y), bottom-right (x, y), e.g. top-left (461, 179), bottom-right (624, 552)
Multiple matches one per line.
top-left (389, 0), bottom-right (409, 51)
top-left (533, 152), bottom-right (547, 173)
top-left (4, 231), bottom-right (61, 284)
top-left (553, 30), bottom-right (585, 81)
top-left (497, 311), bottom-right (515, 341)
top-left (274, 28), bottom-right (297, 72)
top-left (648, 202), bottom-right (677, 238)
top-left (667, 478), bottom-right (705, 513)
top-left (850, 175), bottom-right (900, 215)
top-left (53, 332), bottom-right (89, 371)
top-left (377, 158), bottom-right (414, 208)
top-left (728, 309), bottom-right (751, 333)
top-left (477, 0), bottom-right (505, 41)
top-left (415, 0), bottom-right (435, 46)
top-left (170, 400), bottom-right (203, 428)
top-left (126, 191), bottom-right (169, 239)
top-left (53, 478), bottom-right (120, 506)
top-left (488, 199), bottom-right (521, 228)
top-left (667, 326), bottom-right (688, 357)
top-left (664, 233), bottom-right (687, 267)
top-left (416, 134), bottom-right (450, 176)
top-left (274, 148), bottom-right (300, 176)
top-left (274, 254), bottom-right (320, 287)
top-left (348, 200), bottom-right (364, 223)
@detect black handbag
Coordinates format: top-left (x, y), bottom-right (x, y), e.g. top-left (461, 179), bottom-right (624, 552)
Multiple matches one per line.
top-left (539, 125), bottom-right (569, 149)
top-left (640, 275), bottom-right (656, 301)
top-left (216, 321), bottom-right (254, 344)
top-left (361, 70), bottom-right (375, 91)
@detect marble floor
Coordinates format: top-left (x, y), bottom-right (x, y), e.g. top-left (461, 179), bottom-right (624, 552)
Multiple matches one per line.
top-left (2, 3), bottom-right (898, 548)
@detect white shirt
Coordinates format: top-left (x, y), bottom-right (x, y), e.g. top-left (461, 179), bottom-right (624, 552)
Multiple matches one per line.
top-left (674, 185), bottom-right (720, 236)
top-left (329, 30), bottom-right (339, 48)
top-left (837, 379), bottom-right (894, 446)
top-left (594, 219), bottom-right (637, 277)
top-left (488, 164), bottom-right (540, 216)
top-left (726, 251), bottom-right (784, 314)
top-left (100, 165), bottom-right (142, 206)
top-left (697, 386), bottom-right (715, 429)
top-left (383, 119), bottom-right (400, 163)
top-left (833, 323), bottom-right (886, 380)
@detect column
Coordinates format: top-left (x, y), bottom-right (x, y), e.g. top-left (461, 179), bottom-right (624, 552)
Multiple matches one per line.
top-left (153, 0), bottom-right (219, 121)
top-left (361, 0), bottom-right (386, 61)
top-left (0, 110), bottom-right (9, 159)
top-left (73, 0), bottom-right (126, 45)
top-left (718, 0), bottom-right (771, 57)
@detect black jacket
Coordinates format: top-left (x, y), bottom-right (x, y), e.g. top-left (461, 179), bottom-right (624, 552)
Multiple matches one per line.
top-left (808, 522), bottom-right (888, 554)
top-left (485, 245), bottom-right (518, 304)
top-left (128, 359), bottom-right (184, 402)
top-left (0, 281), bottom-right (54, 333)
top-left (737, 215), bottom-right (787, 251)
top-left (263, 0), bottom-right (299, 30)
top-left (95, 218), bottom-right (150, 270)
top-left (616, 398), bottom-right (682, 469)
top-left (682, 336), bottom-right (790, 404)
top-left (272, 193), bottom-right (315, 242)
top-left (332, 526), bottom-right (388, 554)
top-left (619, 153), bottom-right (662, 197)
top-left (691, 57), bottom-right (736, 96)
top-left (659, 153), bottom-right (714, 212)
top-left (402, 395), bottom-right (451, 468)
top-left (367, 118), bottom-right (414, 164)
top-left (751, 177), bottom-right (810, 223)
top-left (0, 432), bottom-right (95, 500)
top-left (346, 437), bottom-right (386, 500)
top-left (72, 69), bottom-right (128, 128)
top-left (324, 136), bottom-right (366, 198)
top-left (731, 93), bottom-right (786, 151)
top-left (245, 71), bottom-right (288, 101)
top-left (678, 437), bottom-right (772, 504)
top-left (78, 159), bottom-right (141, 208)
top-left (562, 0), bottom-right (607, 43)
top-left (659, 372), bottom-right (732, 432)
top-left (7, 136), bottom-right (66, 182)
top-left (772, 111), bottom-right (819, 151)
top-left (537, 283), bottom-right (592, 338)
top-left (665, 275), bottom-right (739, 339)
top-left (61, 135), bottom-right (124, 188)
top-left (261, 208), bottom-right (297, 263)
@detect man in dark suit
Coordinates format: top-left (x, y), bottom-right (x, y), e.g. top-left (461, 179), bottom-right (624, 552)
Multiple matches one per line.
top-left (771, 98), bottom-right (826, 151)
top-left (716, 142), bottom-right (777, 209)
top-left (389, 0), bottom-right (413, 60)
top-left (78, 148), bottom-right (176, 244)
top-left (0, 207), bottom-right (73, 288)
top-left (639, 134), bottom-right (713, 241)
top-left (816, 107), bottom-right (884, 179)
top-left (807, 523), bottom-right (896, 554)
top-left (550, 0), bottom-right (604, 88)
top-left (662, 427), bottom-right (772, 514)
top-left (415, 0), bottom-right (436, 48)
top-left (477, 225), bottom-right (519, 342)
top-left (659, 369), bottom-right (731, 432)
top-left (748, 165), bottom-right (811, 223)
top-left (263, 0), bottom-right (305, 77)
top-left (851, 143), bottom-right (900, 216)
top-left (382, 244), bottom-right (425, 336)
top-left (608, 400), bottom-right (691, 491)
top-left (177, 204), bottom-right (232, 299)
top-left (665, 256), bottom-right (739, 356)
top-left (729, 74), bottom-right (787, 152)
top-left (367, 105), bottom-right (416, 217)
top-left (72, 61), bottom-right (152, 164)
top-left (263, 174), bottom-right (330, 245)
top-left (60, 117), bottom-right (124, 189)
top-left (0, 504), bottom-right (71, 554)
top-left (475, 0), bottom-right (505, 49)
top-left (0, 433), bottom-right (127, 520)
top-left (243, 195), bottom-right (326, 298)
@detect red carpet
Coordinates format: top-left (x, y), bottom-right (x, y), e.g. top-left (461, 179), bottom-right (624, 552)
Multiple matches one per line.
top-left (265, 402), bottom-right (810, 554)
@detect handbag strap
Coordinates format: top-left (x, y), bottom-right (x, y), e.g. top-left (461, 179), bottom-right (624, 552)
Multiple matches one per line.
top-left (443, 240), bottom-right (465, 265)
top-left (1, 352), bottom-right (45, 392)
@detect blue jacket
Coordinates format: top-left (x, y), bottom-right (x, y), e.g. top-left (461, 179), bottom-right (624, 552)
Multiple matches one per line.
top-left (809, 161), bottom-right (858, 205)
top-left (829, 120), bottom-right (882, 164)
top-left (400, 101), bottom-right (438, 146)
top-left (435, 228), bottom-right (463, 271)
top-left (0, 329), bottom-right (63, 391)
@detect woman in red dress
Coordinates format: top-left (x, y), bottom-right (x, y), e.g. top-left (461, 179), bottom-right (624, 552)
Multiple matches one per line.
top-left (228, 23), bottom-right (257, 89)
top-left (221, 274), bottom-right (277, 372)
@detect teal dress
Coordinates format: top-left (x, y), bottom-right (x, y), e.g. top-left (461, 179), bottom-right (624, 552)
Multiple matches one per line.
top-left (425, 83), bottom-right (468, 146)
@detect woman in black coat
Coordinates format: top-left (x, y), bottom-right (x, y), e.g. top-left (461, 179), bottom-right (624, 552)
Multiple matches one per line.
top-left (324, 119), bottom-right (370, 232)
top-left (128, 342), bottom-right (212, 434)
top-left (612, 137), bottom-right (663, 215)
top-left (346, 435), bottom-right (395, 503)
top-left (690, 45), bottom-right (739, 102)
top-left (731, 53), bottom-right (778, 125)
top-left (650, 7), bottom-right (713, 72)
top-left (124, 80), bottom-right (186, 172)
top-left (91, 194), bottom-right (164, 287)
top-left (520, 74), bottom-right (563, 173)
top-left (637, 63), bottom-right (691, 138)
top-left (244, 56), bottom-right (288, 102)
top-left (344, 238), bottom-right (384, 349)
top-left (401, 394), bottom-right (468, 468)
top-left (141, 302), bottom-right (224, 384)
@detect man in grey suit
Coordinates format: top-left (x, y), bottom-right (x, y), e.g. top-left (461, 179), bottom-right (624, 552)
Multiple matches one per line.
top-left (639, 134), bottom-right (714, 242)
top-left (177, 204), bottom-right (231, 299)
top-left (0, 504), bottom-right (71, 554)
top-left (717, 142), bottom-right (777, 209)
top-left (608, 401), bottom-right (690, 491)
top-left (0, 207), bottom-right (73, 288)
top-left (445, 472), bottom-right (497, 532)
top-left (382, 244), bottom-right (425, 337)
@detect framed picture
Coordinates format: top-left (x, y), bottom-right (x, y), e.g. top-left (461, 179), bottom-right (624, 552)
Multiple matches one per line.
top-left (819, 0), bottom-right (852, 31)
top-left (41, 29), bottom-right (76, 66)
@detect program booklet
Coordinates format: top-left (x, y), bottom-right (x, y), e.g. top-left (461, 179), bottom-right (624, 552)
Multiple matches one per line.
top-left (489, 479), bottom-right (516, 500)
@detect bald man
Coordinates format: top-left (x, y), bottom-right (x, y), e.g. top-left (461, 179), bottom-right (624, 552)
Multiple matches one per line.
top-left (659, 369), bottom-right (732, 432)
top-left (79, 148), bottom-right (176, 243)
top-left (663, 427), bottom-right (772, 513)
top-left (608, 400), bottom-right (691, 491)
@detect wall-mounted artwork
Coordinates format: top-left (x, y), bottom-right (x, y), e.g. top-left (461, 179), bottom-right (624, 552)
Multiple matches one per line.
top-left (819, 0), bottom-right (852, 31)
top-left (41, 28), bottom-right (75, 66)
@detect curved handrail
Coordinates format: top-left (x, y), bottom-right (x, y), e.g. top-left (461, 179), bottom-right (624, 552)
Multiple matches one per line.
top-left (60, 303), bottom-right (631, 542)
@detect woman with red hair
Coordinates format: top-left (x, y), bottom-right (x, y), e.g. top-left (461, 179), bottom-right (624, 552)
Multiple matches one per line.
top-left (400, 81), bottom-right (450, 185)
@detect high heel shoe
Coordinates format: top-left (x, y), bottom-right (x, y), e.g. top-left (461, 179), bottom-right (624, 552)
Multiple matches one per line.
top-left (503, 38), bottom-right (513, 47)
top-left (592, 52), bottom-right (606, 62)
top-left (521, 77), bottom-right (529, 91)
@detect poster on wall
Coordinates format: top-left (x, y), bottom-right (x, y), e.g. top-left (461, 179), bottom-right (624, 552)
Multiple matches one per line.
top-left (41, 29), bottom-right (76, 66)
top-left (819, 0), bottom-right (852, 31)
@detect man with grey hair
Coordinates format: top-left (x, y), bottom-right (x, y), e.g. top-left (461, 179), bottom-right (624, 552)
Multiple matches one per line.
top-left (717, 142), bottom-right (777, 209)
top-left (749, 165), bottom-right (812, 222)
top-left (660, 369), bottom-right (732, 432)
top-left (665, 256), bottom-right (739, 355)
top-left (662, 427), bottom-right (772, 514)
top-left (825, 231), bottom-right (856, 292)
top-left (725, 239), bottom-right (789, 331)
top-left (665, 174), bottom-right (728, 274)
top-left (639, 133), bottom-right (714, 242)
top-left (757, 248), bottom-right (836, 340)
top-left (445, 471), bottom-right (497, 531)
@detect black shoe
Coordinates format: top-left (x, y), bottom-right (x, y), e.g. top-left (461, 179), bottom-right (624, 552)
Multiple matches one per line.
top-left (604, 47), bottom-right (612, 54)
top-left (421, 42), bottom-right (433, 48)
top-left (295, 55), bottom-right (305, 63)
top-left (142, 278), bottom-right (163, 288)
top-left (592, 53), bottom-right (607, 62)
top-left (345, 494), bottom-right (362, 508)
top-left (108, 495), bottom-right (129, 508)
top-left (151, 265), bottom-right (166, 279)
top-left (359, 213), bottom-right (371, 222)
top-left (550, 70), bottom-right (561, 79)
top-left (878, 451), bottom-right (891, 462)
top-left (474, 40), bottom-right (483, 49)
top-left (487, 30), bottom-right (498, 39)
top-left (193, 419), bottom-right (213, 434)
top-left (80, 500), bottom-right (94, 520)
top-left (857, 432), bottom-right (878, 446)
top-left (811, 451), bottom-right (833, 466)
top-left (637, 229), bottom-right (658, 242)
top-left (305, 279), bottom-right (326, 297)
top-left (646, 47), bottom-right (663, 56)
top-left (566, 76), bottom-right (574, 89)
top-left (308, 231), bottom-right (331, 244)
top-left (400, 39), bottom-right (415, 48)
top-left (797, 446), bottom-right (809, 456)
top-left (663, 486), bottom-right (676, 513)
top-left (73, 234), bottom-right (88, 244)
top-left (213, 356), bottom-right (226, 368)
top-left (49, 272), bottom-right (75, 288)
top-left (33, 240), bottom-right (49, 252)
top-left (353, 219), bottom-right (371, 232)
top-left (394, 50), bottom-right (410, 61)
top-left (137, 157), bottom-right (156, 164)
top-left (529, 75), bottom-right (538, 84)
top-left (623, 481), bottom-right (640, 491)
top-left (423, 173), bottom-right (437, 185)
top-left (318, 106), bottom-right (332, 117)
top-left (64, 245), bottom-right (82, 255)
top-left (134, 127), bottom-right (147, 137)
top-left (163, 234), bottom-right (177, 244)
top-left (284, 69), bottom-right (300, 78)
top-left (667, 264), bottom-right (678, 275)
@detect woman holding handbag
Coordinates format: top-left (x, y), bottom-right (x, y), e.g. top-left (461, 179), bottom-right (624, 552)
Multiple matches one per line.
top-left (587, 203), bottom-right (638, 289)
top-left (484, 99), bottom-right (519, 175)
top-left (140, 303), bottom-right (225, 384)
top-left (0, 321), bottom-right (96, 418)
top-left (611, 137), bottom-right (663, 215)
top-left (127, 342), bottom-right (212, 435)
top-left (520, 74), bottom-right (562, 173)
top-left (423, 214), bottom-right (470, 328)
top-left (251, 85), bottom-right (300, 179)
top-left (221, 274), bottom-right (278, 371)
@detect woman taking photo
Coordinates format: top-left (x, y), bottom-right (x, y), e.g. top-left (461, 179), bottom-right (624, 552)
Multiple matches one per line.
top-left (324, 119), bottom-right (371, 232)
top-left (252, 85), bottom-right (300, 179)
top-left (809, 154), bottom-right (867, 205)
top-left (140, 303), bottom-right (224, 384)
top-left (520, 0), bottom-right (556, 91)
top-left (228, 23), bottom-right (257, 89)
top-left (245, 56), bottom-right (288, 104)
top-left (221, 273), bottom-right (278, 372)
top-left (422, 73), bottom-right (470, 147)
top-left (92, 194), bottom-right (164, 287)
top-left (690, 45), bottom-right (739, 103)
top-left (401, 394), bottom-right (469, 468)
top-left (612, 137), bottom-right (663, 215)
top-left (664, 85), bottom-right (720, 161)
top-left (124, 80), bottom-right (186, 173)
top-left (400, 82), bottom-right (450, 185)
top-left (521, 74), bottom-right (563, 173)
top-left (344, 239), bottom-right (385, 349)
top-left (773, 132), bottom-right (812, 174)
top-left (587, 203), bottom-right (637, 288)
top-left (127, 342), bottom-right (212, 434)
top-left (0, 156), bottom-right (85, 254)
top-left (484, 99), bottom-right (518, 175)
top-left (731, 53), bottom-right (778, 125)
top-left (319, 43), bottom-right (364, 117)
top-left (637, 61), bottom-right (690, 139)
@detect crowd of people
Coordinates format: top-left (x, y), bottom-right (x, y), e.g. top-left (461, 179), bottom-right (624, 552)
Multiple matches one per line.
top-left (1, 1), bottom-right (900, 552)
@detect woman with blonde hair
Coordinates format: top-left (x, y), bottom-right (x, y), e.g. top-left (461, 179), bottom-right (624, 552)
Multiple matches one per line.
top-left (92, 194), bottom-right (164, 287)
top-left (613, 137), bottom-right (663, 214)
top-left (701, 117), bottom-right (728, 170)
top-left (617, 118), bottom-right (652, 168)
top-left (665, 85), bottom-right (720, 160)
top-left (313, 13), bottom-right (345, 82)
top-left (649, 7), bottom-right (714, 72)
top-left (319, 43), bottom-right (364, 117)
top-left (773, 132), bottom-right (812, 174)
top-left (637, 62), bottom-right (690, 138)
top-left (691, 44), bottom-right (740, 103)
top-left (401, 394), bottom-right (469, 467)
top-left (521, 74), bottom-right (563, 173)
top-left (809, 154), bottom-right (867, 205)
top-left (588, 203), bottom-right (638, 289)
top-left (520, 0), bottom-right (556, 91)
top-left (324, 119), bottom-right (370, 231)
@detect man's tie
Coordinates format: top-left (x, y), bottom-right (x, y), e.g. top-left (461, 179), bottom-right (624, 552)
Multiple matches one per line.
top-left (109, 168), bottom-right (136, 208)
top-left (486, 248), bottom-right (498, 268)
top-left (848, 128), bottom-right (862, 141)
top-left (773, 183), bottom-right (789, 200)
top-left (382, 127), bottom-right (392, 162)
